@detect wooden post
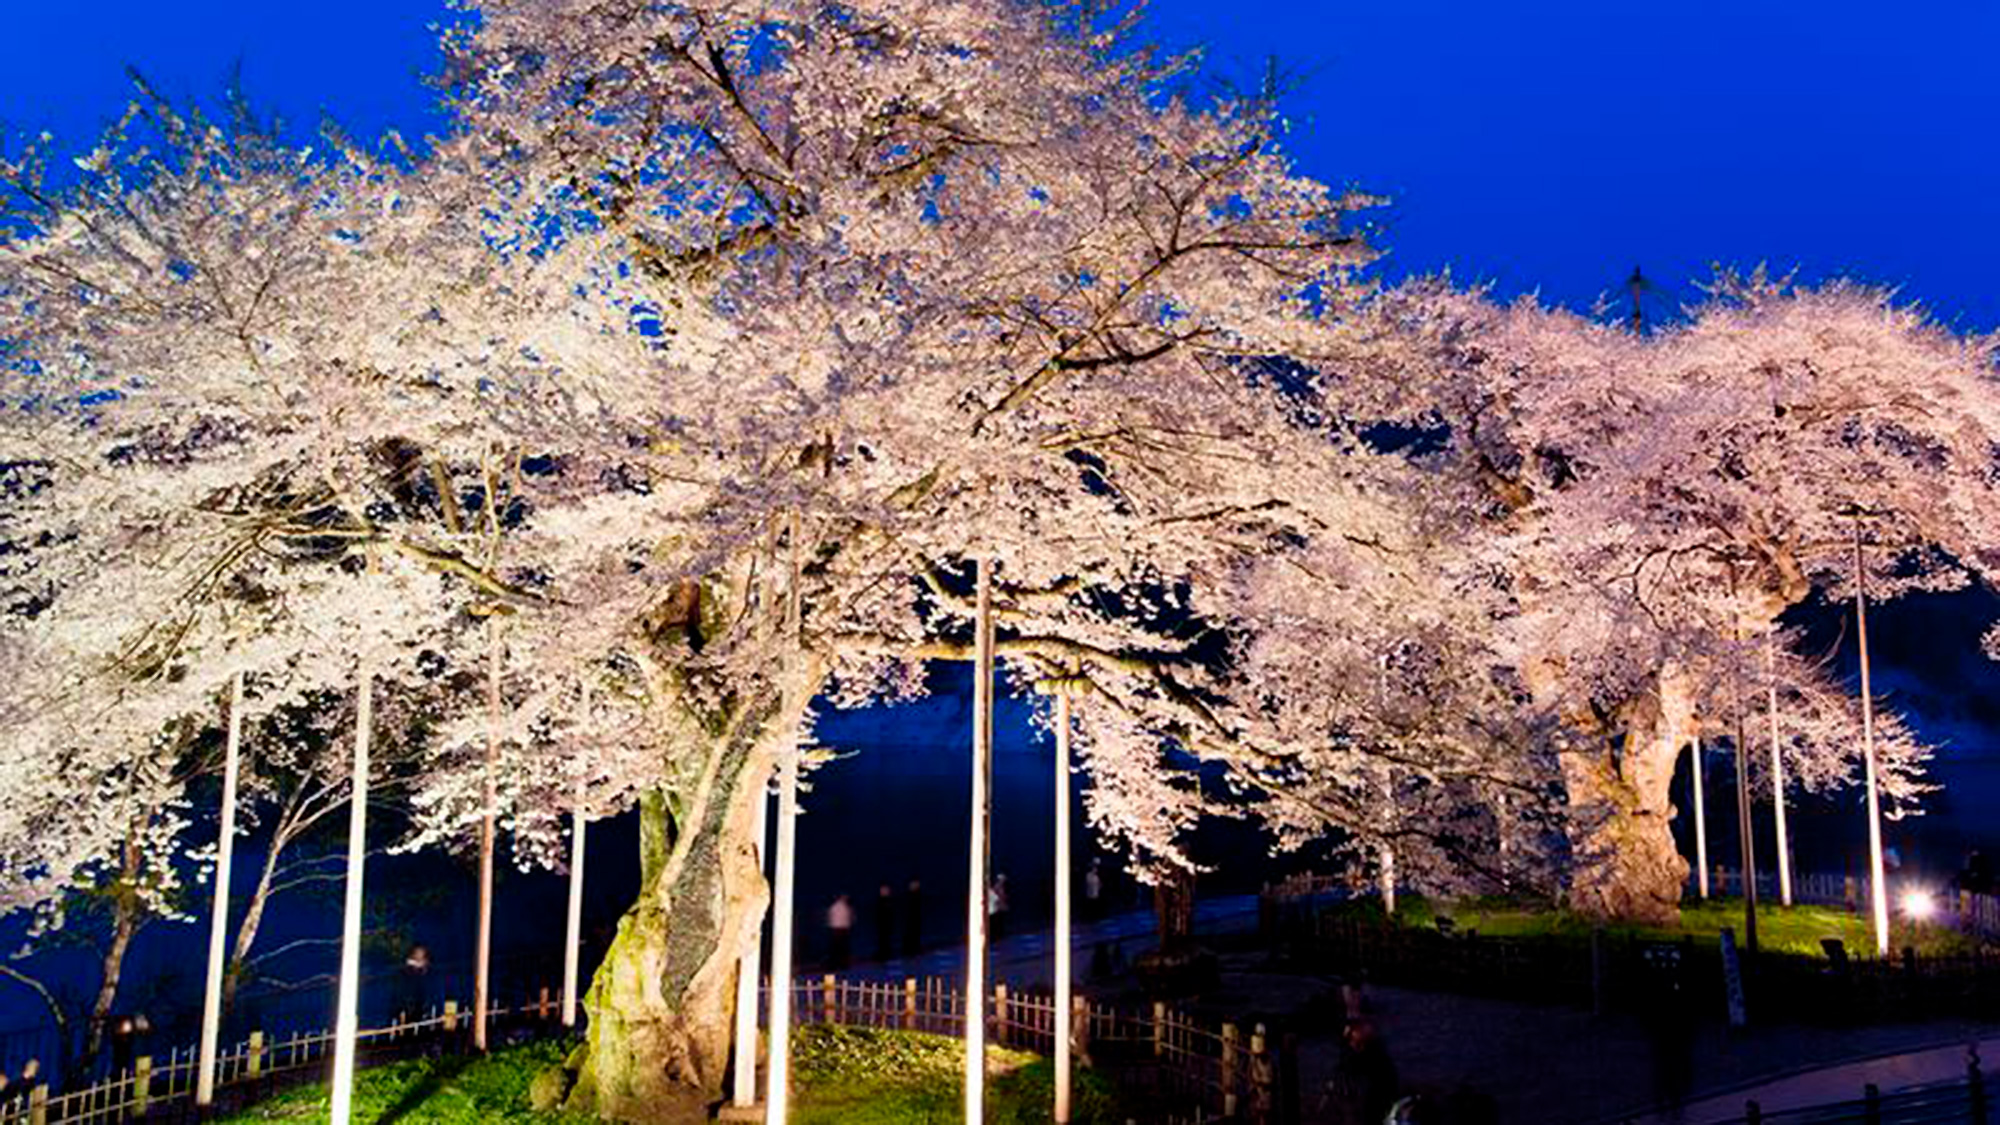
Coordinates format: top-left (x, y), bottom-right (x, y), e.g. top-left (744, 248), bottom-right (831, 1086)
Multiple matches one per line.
top-left (904, 978), bottom-right (918, 1030)
top-left (27, 1084), bottom-right (46, 1125)
top-left (443, 1000), bottom-right (459, 1032)
top-left (1221, 1023), bottom-right (1241, 1115)
top-left (1071, 995), bottom-right (1090, 1066)
top-left (822, 974), bottom-right (837, 1026)
top-left (1691, 738), bottom-right (1711, 899)
top-left (133, 1056), bottom-right (152, 1116)
top-left (1053, 687), bottom-right (1075, 1123)
top-left (329, 661), bottom-right (373, 1125)
top-left (964, 557), bottom-right (996, 1125)
top-left (1853, 520), bottom-right (1892, 957)
top-left (538, 986), bottom-right (551, 1021)
top-left (197, 669), bottom-right (245, 1106)
top-left (247, 1030), bottom-right (264, 1078)
top-left (730, 774), bottom-right (768, 1108)
top-left (1249, 1024), bottom-right (1272, 1125)
top-left (1152, 1000), bottom-right (1167, 1058)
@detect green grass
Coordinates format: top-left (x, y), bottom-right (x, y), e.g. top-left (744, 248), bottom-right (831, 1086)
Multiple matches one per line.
top-left (790, 1024), bottom-right (1124, 1125)
top-left (1333, 894), bottom-right (1979, 958)
top-left (211, 1026), bottom-right (1123, 1124)
top-left (211, 1038), bottom-right (586, 1124)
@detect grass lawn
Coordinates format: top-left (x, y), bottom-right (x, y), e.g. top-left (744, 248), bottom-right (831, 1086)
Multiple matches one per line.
top-left (211, 1025), bottom-right (1122, 1124)
top-left (1333, 894), bottom-right (1978, 958)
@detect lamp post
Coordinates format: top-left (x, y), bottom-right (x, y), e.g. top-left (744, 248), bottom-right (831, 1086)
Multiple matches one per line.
top-left (1852, 518), bottom-right (1891, 957)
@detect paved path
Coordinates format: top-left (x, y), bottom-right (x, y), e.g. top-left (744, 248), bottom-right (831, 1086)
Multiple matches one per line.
top-left (1625, 1035), bottom-right (2000, 1124)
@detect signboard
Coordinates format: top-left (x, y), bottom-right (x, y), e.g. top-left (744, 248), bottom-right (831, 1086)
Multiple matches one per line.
top-left (1719, 927), bottom-right (1747, 1027)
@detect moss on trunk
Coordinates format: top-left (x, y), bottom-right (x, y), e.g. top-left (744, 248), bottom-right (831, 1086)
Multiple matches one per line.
top-left (566, 714), bottom-right (775, 1123)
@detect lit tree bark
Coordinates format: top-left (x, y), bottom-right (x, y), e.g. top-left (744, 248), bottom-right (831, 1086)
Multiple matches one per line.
top-left (196, 670), bottom-right (244, 1105)
top-left (763, 741), bottom-right (797, 1125)
top-left (1557, 666), bottom-right (1698, 925)
top-left (730, 769), bottom-right (767, 1108)
top-left (329, 662), bottom-right (372, 1125)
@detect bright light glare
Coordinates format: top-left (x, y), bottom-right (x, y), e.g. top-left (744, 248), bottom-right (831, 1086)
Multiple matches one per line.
top-left (1901, 888), bottom-right (1937, 921)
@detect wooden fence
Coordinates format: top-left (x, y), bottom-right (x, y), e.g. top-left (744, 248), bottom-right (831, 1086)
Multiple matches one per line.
top-left (1700, 1048), bottom-right (1993, 1124)
top-left (0, 982), bottom-right (572, 1125)
top-left (770, 973), bottom-right (1283, 1123)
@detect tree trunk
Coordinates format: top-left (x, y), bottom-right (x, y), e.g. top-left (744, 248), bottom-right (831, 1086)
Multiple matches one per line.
top-left (85, 898), bottom-right (141, 1065)
top-left (223, 842), bottom-right (284, 1011)
top-left (1561, 667), bottom-right (1698, 926)
top-left (566, 717), bottom-right (774, 1124)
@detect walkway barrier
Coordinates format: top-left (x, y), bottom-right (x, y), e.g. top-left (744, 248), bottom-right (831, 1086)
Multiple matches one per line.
top-left (0, 978), bottom-right (572, 1125)
top-left (1703, 1045), bottom-right (1990, 1124)
top-left (765, 973), bottom-right (1284, 1123)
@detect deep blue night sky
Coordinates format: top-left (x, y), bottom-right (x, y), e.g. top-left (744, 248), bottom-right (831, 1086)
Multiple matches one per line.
top-left (7, 1), bottom-right (1998, 327)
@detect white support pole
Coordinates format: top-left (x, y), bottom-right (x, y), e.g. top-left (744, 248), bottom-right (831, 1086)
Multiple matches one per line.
top-left (564, 677), bottom-right (593, 1029)
top-left (1380, 845), bottom-right (1397, 916)
top-left (964, 557), bottom-right (995, 1125)
top-left (474, 618), bottom-right (501, 1051)
top-left (767, 511), bottom-right (805, 1125)
top-left (1053, 689), bottom-right (1073, 1125)
top-left (763, 749), bottom-right (799, 1123)
top-left (1691, 737), bottom-right (1710, 899)
top-left (562, 784), bottom-right (587, 1029)
top-left (1767, 637), bottom-right (1793, 908)
top-left (1853, 521), bottom-right (1891, 957)
top-left (195, 670), bottom-right (244, 1106)
top-left (329, 663), bottom-right (373, 1125)
top-left (733, 772), bottom-right (769, 1108)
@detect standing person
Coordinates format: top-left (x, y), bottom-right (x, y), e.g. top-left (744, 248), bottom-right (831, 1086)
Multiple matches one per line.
top-left (399, 944), bottom-right (433, 1022)
top-left (902, 879), bottom-right (924, 957)
top-left (1083, 859), bottom-right (1104, 923)
top-left (827, 894), bottom-right (854, 971)
top-left (873, 884), bottom-right (896, 962)
top-left (988, 874), bottom-right (1011, 942)
top-left (1321, 1020), bottom-right (1397, 1125)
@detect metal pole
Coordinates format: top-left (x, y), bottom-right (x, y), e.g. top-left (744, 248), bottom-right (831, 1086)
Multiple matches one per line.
top-left (1692, 737), bottom-right (1710, 899)
top-left (733, 771), bottom-right (769, 1108)
top-left (475, 616), bottom-right (500, 1051)
top-left (1733, 709), bottom-right (1760, 954)
top-left (1380, 846), bottom-right (1397, 916)
top-left (965, 558), bottom-right (995, 1125)
top-left (195, 670), bottom-right (244, 1106)
top-left (766, 514), bottom-right (805, 1125)
top-left (1853, 520), bottom-right (1891, 956)
top-left (329, 662), bottom-right (373, 1125)
top-left (1767, 636), bottom-right (1793, 907)
top-left (1054, 689), bottom-right (1073, 1124)
top-left (562, 784), bottom-right (586, 1028)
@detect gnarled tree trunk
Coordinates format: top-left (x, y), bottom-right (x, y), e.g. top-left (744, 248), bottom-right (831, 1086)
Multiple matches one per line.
top-left (1560, 665), bottom-right (1699, 925)
top-left (566, 715), bottom-right (775, 1123)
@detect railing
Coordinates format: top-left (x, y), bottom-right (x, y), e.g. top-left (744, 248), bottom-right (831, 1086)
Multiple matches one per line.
top-left (1701, 1049), bottom-right (1991, 1124)
top-left (0, 980), bottom-right (573, 1125)
top-left (769, 973), bottom-right (1282, 1123)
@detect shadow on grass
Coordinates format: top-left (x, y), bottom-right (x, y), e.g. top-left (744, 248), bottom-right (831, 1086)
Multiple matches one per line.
top-left (372, 1054), bottom-right (476, 1125)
